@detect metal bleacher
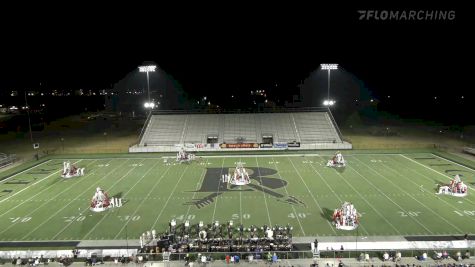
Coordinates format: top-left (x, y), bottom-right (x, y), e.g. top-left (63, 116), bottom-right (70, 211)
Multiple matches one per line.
top-left (223, 114), bottom-right (258, 143)
top-left (141, 115), bottom-right (187, 146)
top-left (292, 112), bottom-right (342, 143)
top-left (137, 109), bottom-right (347, 150)
top-left (256, 113), bottom-right (298, 143)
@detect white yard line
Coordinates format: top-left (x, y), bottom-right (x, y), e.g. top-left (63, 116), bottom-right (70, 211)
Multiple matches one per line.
top-left (432, 153), bottom-right (475, 173)
top-left (254, 157), bottom-right (272, 226)
top-left (381, 155), bottom-right (475, 222)
top-left (398, 154), bottom-right (475, 206)
top-left (287, 157), bottom-right (336, 234)
top-left (151, 165), bottom-right (191, 230)
top-left (350, 158), bottom-right (434, 234)
top-left (0, 159), bottom-right (52, 184)
top-left (0, 160), bottom-right (97, 236)
top-left (0, 160), bottom-right (97, 218)
top-left (113, 163), bottom-right (173, 239)
top-left (307, 157), bottom-right (369, 235)
top-left (211, 158), bottom-right (226, 222)
top-left (239, 157), bottom-right (242, 225)
top-left (0, 160), bottom-right (82, 205)
top-left (270, 157), bottom-right (305, 236)
top-left (25, 159), bottom-right (134, 240)
top-left (317, 155), bottom-right (401, 234)
top-left (402, 154), bottom-right (475, 191)
top-left (352, 156), bottom-right (462, 234)
top-left (184, 159), bottom-right (209, 221)
top-left (80, 159), bottom-right (154, 240)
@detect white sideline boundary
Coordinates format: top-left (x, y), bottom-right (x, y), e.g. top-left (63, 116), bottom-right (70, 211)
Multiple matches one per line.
top-left (432, 153), bottom-right (475, 172)
top-left (47, 153), bottom-right (408, 161)
top-left (400, 154), bottom-right (475, 191)
top-left (0, 159), bottom-right (52, 184)
top-left (0, 159), bottom-right (83, 205)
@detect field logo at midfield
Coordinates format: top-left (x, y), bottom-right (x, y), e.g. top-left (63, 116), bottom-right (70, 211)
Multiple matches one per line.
top-left (185, 167), bottom-right (305, 209)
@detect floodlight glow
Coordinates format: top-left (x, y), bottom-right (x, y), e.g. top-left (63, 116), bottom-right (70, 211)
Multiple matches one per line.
top-left (323, 100), bottom-right (335, 106)
top-left (138, 65), bottom-right (157, 72)
top-left (321, 63), bottom-right (338, 70)
top-left (144, 102), bottom-right (155, 109)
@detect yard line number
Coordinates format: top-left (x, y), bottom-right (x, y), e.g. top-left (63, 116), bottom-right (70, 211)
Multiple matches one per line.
top-left (398, 211), bottom-right (421, 217)
top-left (62, 215), bottom-right (141, 223)
top-left (288, 212), bottom-right (309, 219)
top-left (453, 210), bottom-right (475, 217)
top-left (232, 213), bottom-right (251, 220)
top-left (172, 215), bottom-right (196, 221)
top-left (10, 217), bottom-right (32, 223)
top-left (131, 163), bottom-right (144, 167)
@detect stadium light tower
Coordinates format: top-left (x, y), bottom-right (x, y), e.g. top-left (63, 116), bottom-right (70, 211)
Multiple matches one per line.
top-left (321, 63), bottom-right (338, 106)
top-left (139, 64), bottom-right (157, 109)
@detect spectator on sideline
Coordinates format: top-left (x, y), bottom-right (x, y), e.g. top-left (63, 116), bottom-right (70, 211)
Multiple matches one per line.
top-left (442, 250), bottom-right (449, 259)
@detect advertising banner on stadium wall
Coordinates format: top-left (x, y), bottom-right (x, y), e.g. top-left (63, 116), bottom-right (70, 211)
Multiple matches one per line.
top-left (260, 143), bottom-right (273, 148)
top-left (287, 142), bottom-right (301, 148)
top-left (220, 143), bottom-right (259, 149)
top-left (195, 143), bottom-right (206, 149)
top-left (273, 142), bottom-right (288, 149)
top-left (208, 143), bottom-right (221, 149)
top-left (185, 143), bottom-right (195, 149)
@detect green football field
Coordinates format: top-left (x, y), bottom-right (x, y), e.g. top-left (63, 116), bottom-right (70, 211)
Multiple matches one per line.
top-left (0, 152), bottom-right (474, 242)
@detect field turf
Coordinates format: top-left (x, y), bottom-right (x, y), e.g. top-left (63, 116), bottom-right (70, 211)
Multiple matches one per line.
top-left (0, 152), bottom-right (474, 241)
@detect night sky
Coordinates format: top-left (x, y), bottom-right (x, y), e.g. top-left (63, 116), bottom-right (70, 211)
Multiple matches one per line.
top-left (0, 4), bottom-right (469, 122)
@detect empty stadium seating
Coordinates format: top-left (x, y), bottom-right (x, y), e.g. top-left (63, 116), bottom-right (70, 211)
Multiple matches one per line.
top-left (138, 111), bottom-right (345, 149)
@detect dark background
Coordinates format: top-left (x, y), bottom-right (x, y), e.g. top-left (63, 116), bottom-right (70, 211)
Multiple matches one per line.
top-left (0, 4), bottom-right (469, 125)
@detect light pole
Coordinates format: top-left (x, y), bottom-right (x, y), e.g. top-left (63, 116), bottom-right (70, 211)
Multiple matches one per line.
top-left (103, 132), bottom-right (107, 148)
top-left (138, 65), bottom-right (157, 109)
top-left (24, 91), bottom-right (33, 143)
top-left (320, 63), bottom-right (338, 106)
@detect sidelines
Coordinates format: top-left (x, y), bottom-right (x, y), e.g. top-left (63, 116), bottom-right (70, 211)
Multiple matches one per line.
top-left (24, 159), bottom-right (134, 240)
top-left (0, 159), bottom-right (82, 205)
top-left (0, 159), bottom-right (52, 184)
top-left (401, 154), bottom-right (475, 191)
top-left (0, 160), bottom-right (97, 218)
top-left (432, 153), bottom-right (475, 172)
top-left (2, 153), bottom-right (474, 241)
top-left (37, 153), bottom-right (431, 162)
top-left (383, 155), bottom-right (475, 222)
top-left (0, 160), bottom-right (95, 237)
top-left (353, 156), bottom-right (465, 233)
top-left (431, 153), bottom-right (475, 191)
top-left (392, 156), bottom-right (475, 208)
